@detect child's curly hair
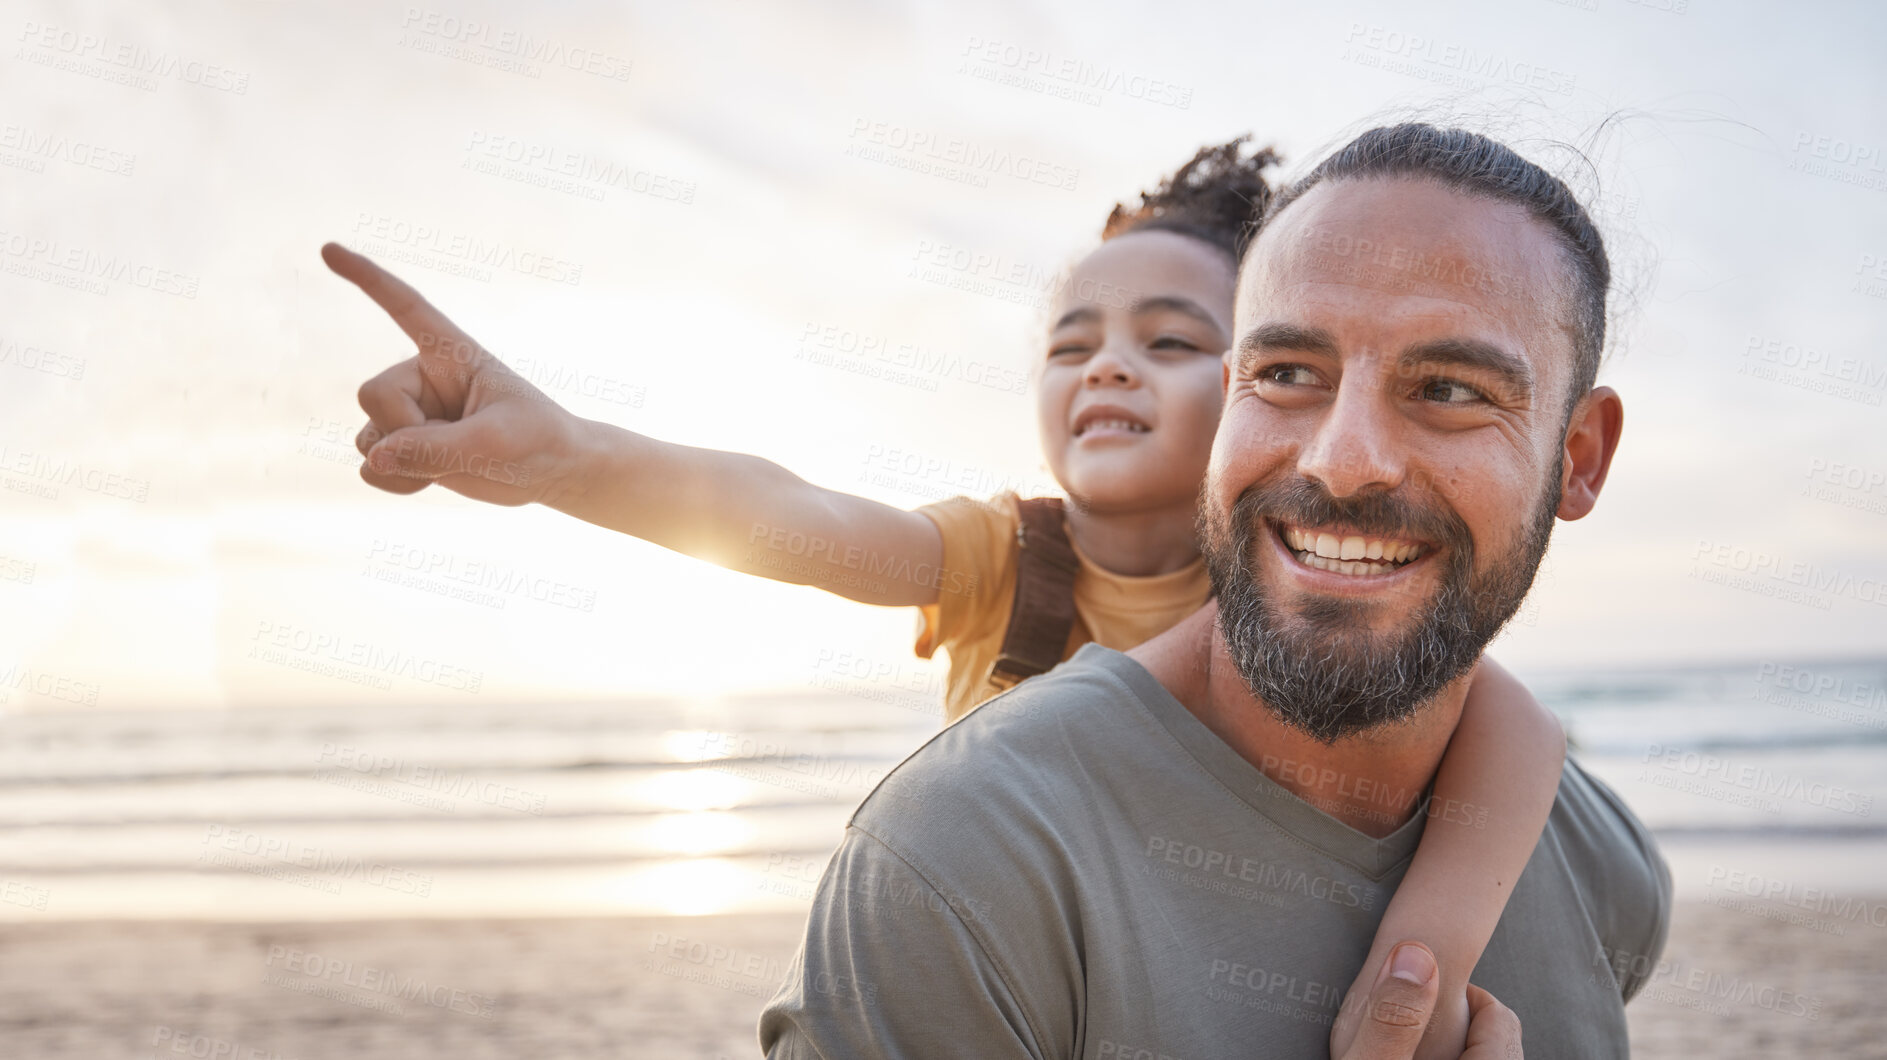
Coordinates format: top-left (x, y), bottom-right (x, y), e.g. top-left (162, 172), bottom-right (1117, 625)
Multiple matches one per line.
top-left (1101, 136), bottom-right (1282, 263)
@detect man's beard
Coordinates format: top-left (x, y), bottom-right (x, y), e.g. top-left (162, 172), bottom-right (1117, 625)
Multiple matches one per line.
top-left (1198, 468), bottom-right (1560, 744)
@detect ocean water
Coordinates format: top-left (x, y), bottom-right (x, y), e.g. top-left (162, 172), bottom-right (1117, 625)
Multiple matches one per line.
top-left (2, 656), bottom-right (1883, 921)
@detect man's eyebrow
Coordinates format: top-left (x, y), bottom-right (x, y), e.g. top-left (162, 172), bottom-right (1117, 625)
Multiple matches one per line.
top-left (1398, 338), bottom-right (1534, 396)
top-left (1236, 322), bottom-right (1341, 360)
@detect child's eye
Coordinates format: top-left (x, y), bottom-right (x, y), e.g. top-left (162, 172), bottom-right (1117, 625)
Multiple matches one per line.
top-left (1047, 344), bottom-right (1091, 360)
top-left (1417, 379), bottom-right (1488, 404)
top-left (1150, 335), bottom-right (1201, 352)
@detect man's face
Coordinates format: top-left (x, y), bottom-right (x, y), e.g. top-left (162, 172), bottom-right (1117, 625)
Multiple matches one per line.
top-left (1200, 177), bottom-right (1579, 742)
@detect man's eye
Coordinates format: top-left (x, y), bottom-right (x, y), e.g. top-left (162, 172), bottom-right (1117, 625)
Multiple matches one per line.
top-left (1418, 379), bottom-right (1487, 404)
top-left (1259, 364), bottom-right (1318, 386)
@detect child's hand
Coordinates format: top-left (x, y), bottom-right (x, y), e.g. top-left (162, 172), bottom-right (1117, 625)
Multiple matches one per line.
top-left (324, 243), bottom-right (590, 508)
top-left (1458, 985), bottom-right (1522, 1059)
top-left (1413, 986), bottom-right (1471, 1060)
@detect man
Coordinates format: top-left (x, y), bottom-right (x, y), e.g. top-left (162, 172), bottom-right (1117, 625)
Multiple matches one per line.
top-left (757, 124), bottom-right (1669, 1058)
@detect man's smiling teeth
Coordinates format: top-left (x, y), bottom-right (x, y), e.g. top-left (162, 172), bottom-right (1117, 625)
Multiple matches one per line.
top-left (1280, 526), bottom-right (1424, 576)
top-left (1078, 419), bottom-right (1148, 436)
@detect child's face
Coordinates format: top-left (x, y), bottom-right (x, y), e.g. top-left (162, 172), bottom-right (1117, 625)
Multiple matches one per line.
top-left (1037, 229), bottom-right (1235, 515)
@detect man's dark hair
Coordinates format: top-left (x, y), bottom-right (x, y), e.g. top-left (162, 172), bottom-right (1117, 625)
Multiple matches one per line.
top-left (1259, 123), bottom-right (1610, 416)
top-left (1103, 135), bottom-right (1281, 264)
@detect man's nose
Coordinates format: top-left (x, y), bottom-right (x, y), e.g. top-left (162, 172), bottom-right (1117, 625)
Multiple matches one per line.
top-left (1297, 385), bottom-right (1404, 497)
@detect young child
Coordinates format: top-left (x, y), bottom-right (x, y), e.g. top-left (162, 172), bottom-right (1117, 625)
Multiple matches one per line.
top-left (324, 137), bottom-right (1565, 1059)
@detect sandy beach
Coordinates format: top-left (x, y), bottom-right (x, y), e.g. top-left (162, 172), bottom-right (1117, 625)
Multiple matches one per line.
top-left (2, 897), bottom-right (1878, 1058)
top-left (0, 912), bottom-right (807, 1059)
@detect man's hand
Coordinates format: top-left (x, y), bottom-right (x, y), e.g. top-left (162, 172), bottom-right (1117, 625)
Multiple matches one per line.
top-left (1338, 943), bottom-right (1522, 1060)
top-left (323, 242), bottom-right (590, 507)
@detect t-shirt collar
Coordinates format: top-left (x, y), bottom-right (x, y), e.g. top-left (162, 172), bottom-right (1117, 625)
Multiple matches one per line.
top-left (1076, 641), bottom-right (1431, 880)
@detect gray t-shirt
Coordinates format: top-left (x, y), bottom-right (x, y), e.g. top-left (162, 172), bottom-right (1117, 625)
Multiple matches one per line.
top-left (760, 643), bottom-right (1672, 1058)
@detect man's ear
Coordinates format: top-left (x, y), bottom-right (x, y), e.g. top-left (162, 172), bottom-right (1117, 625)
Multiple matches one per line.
top-left (1558, 386), bottom-right (1623, 520)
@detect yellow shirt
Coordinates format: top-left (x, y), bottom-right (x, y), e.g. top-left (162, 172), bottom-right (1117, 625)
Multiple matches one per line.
top-left (914, 492), bottom-right (1212, 723)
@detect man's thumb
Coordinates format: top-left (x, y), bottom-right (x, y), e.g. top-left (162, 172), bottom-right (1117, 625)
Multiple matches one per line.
top-left (1339, 942), bottom-right (1438, 1060)
top-left (365, 420), bottom-right (486, 482)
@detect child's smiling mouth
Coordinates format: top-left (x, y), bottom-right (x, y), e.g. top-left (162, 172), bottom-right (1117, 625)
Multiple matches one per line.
top-left (1072, 404), bottom-right (1152, 439)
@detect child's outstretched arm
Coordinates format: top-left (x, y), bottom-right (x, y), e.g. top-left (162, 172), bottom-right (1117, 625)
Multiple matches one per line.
top-left (326, 243), bottom-right (945, 608)
top-left (1328, 656), bottom-right (1566, 1060)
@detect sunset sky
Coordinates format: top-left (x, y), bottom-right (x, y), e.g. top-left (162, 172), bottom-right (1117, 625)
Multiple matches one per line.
top-left (2, 0), bottom-right (1883, 711)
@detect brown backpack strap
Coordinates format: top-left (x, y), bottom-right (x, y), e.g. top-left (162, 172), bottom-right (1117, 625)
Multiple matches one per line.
top-left (988, 497), bottom-right (1080, 689)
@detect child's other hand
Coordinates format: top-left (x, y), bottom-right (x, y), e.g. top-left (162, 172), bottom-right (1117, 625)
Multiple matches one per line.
top-left (324, 243), bottom-right (589, 508)
top-left (1458, 985), bottom-right (1522, 1058)
top-left (1411, 986), bottom-right (1470, 1060)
